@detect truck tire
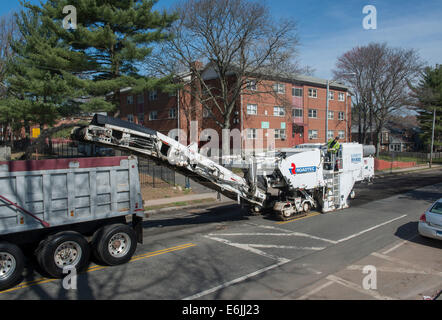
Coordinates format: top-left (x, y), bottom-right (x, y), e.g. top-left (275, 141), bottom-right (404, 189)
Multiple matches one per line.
top-left (36, 231), bottom-right (90, 278)
top-left (92, 224), bottom-right (137, 266)
top-left (0, 242), bottom-right (25, 291)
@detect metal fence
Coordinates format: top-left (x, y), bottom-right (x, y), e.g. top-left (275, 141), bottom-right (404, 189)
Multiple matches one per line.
top-left (378, 151), bottom-right (442, 165)
top-left (6, 138), bottom-right (176, 188)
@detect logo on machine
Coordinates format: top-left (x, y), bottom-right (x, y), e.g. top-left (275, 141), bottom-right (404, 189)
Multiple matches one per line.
top-left (351, 154), bottom-right (362, 163)
top-left (289, 163), bottom-right (316, 175)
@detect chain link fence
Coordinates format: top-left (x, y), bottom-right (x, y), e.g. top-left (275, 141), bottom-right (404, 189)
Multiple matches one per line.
top-left (378, 151), bottom-right (442, 165)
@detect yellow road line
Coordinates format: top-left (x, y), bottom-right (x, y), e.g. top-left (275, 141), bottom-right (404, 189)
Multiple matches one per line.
top-left (0, 243), bottom-right (196, 295)
top-left (275, 212), bottom-right (321, 225)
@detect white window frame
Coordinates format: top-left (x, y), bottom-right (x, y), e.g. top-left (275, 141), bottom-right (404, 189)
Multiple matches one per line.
top-left (327, 130), bottom-right (334, 140)
top-left (292, 88), bottom-right (303, 97)
top-left (246, 80), bottom-right (257, 91)
top-left (127, 95), bottom-right (134, 104)
top-left (275, 129), bottom-right (286, 140)
top-left (328, 91), bottom-right (334, 100)
top-left (308, 130), bottom-right (318, 140)
top-left (292, 108), bottom-right (303, 118)
top-left (149, 111), bottom-right (158, 120)
top-left (338, 130), bottom-right (345, 139)
top-left (308, 109), bottom-right (317, 118)
top-left (338, 92), bottom-right (345, 101)
top-left (273, 83), bottom-right (286, 94)
top-left (338, 111), bottom-right (345, 120)
top-left (149, 90), bottom-right (158, 101)
top-left (247, 128), bottom-right (257, 140)
top-left (328, 111), bottom-right (334, 120)
top-left (127, 114), bottom-right (134, 122)
top-left (308, 88), bottom-right (317, 98)
top-left (273, 106), bottom-right (285, 117)
top-left (247, 104), bottom-right (258, 115)
top-left (137, 94), bottom-right (144, 104)
top-left (169, 108), bottom-right (177, 119)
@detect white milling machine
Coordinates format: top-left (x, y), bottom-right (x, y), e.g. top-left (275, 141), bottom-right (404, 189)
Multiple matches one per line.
top-left (73, 115), bottom-right (374, 220)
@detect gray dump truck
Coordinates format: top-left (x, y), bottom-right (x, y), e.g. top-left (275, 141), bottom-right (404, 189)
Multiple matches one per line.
top-left (0, 156), bottom-right (144, 290)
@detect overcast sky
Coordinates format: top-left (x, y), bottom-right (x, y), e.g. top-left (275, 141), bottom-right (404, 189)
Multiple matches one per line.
top-left (1, 0), bottom-right (441, 79)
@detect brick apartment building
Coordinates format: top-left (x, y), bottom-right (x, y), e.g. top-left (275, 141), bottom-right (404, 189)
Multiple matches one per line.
top-left (117, 64), bottom-right (351, 152)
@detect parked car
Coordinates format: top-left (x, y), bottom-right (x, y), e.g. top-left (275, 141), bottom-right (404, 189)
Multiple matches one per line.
top-left (418, 198), bottom-right (442, 240)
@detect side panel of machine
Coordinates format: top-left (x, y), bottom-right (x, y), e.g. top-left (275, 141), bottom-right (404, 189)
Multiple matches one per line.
top-left (0, 157), bottom-right (143, 236)
top-left (279, 150), bottom-right (323, 190)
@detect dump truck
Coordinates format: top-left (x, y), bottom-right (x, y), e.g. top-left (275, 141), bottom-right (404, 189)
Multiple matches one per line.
top-left (0, 156), bottom-right (144, 290)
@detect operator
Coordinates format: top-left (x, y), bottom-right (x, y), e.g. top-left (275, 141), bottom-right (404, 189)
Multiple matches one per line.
top-left (327, 136), bottom-right (340, 154)
top-left (326, 136), bottom-right (340, 170)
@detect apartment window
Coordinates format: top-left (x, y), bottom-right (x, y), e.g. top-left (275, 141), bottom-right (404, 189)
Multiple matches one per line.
top-left (203, 108), bottom-right (210, 118)
top-left (247, 104), bottom-right (258, 115)
top-left (338, 111), bottom-right (345, 120)
top-left (149, 111), bottom-right (158, 120)
top-left (308, 109), bottom-right (317, 118)
top-left (308, 130), bottom-right (318, 139)
top-left (149, 90), bottom-right (158, 101)
top-left (292, 88), bottom-right (303, 97)
top-left (308, 88), bottom-right (317, 98)
top-left (127, 95), bottom-right (134, 104)
top-left (292, 108), bottom-right (303, 118)
top-left (273, 106), bottom-right (285, 116)
top-left (329, 91), bottom-right (334, 100)
top-left (328, 111), bottom-right (334, 120)
top-left (327, 130), bottom-right (334, 139)
top-left (169, 108), bottom-right (177, 119)
top-left (273, 83), bottom-right (285, 94)
top-left (338, 130), bottom-right (345, 139)
top-left (137, 94), bottom-right (144, 104)
top-left (338, 92), bottom-right (345, 101)
top-left (247, 128), bottom-right (257, 140)
top-left (246, 80), bottom-right (257, 91)
top-left (127, 114), bottom-right (134, 122)
top-left (275, 129), bottom-right (286, 140)
top-left (137, 113), bottom-right (144, 124)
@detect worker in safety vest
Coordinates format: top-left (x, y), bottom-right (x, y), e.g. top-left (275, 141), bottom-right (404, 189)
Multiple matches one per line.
top-left (327, 136), bottom-right (340, 154)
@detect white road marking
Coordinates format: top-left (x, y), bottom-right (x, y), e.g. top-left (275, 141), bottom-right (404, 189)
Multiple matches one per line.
top-left (326, 275), bottom-right (394, 300)
top-left (371, 252), bottom-right (442, 276)
top-left (182, 260), bottom-right (290, 300)
top-left (209, 232), bottom-right (337, 244)
top-left (247, 244), bottom-right (326, 251)
top-left (346, 265), bottom-right (440, 276)
top-left (382, 234), bottom-right (419, 255)
top-left (203, 235), bottom-right (290, 262)
top-left (336, 215), bottom-right (407, 243)
top-left (297, 281), bottom-right (334, 300)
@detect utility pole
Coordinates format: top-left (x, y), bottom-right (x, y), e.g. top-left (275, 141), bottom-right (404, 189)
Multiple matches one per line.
top-left (430, 107), bottom-right (436, 168)
top-left (326, 80), bottom-right (329, 143)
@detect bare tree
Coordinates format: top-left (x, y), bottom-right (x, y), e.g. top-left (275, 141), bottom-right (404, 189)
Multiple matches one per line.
top-left (334, 43), bottom-right (423, 153)
top-left (147, 0), bottom-right (307, 152)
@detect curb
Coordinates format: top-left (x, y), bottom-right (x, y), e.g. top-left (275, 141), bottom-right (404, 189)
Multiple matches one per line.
top-left (375, 166), bottom-right (442, 178)
top-left (144, 199), bottom-right (235, 216)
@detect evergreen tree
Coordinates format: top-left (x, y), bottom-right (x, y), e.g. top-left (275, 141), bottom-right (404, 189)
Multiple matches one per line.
top-left (31, 0), bottom-right (178, 113)
top-left (411, 65), bottom-right (442, 151)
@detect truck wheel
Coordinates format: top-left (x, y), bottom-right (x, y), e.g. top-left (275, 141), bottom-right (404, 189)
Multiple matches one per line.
top-left (302, 202), bottom-right (311, 213)
top-left (0, 242), bottom-right (25, 291)
top-left (37, 231), bottom-right (90, 278)
top-left (92, 224), bottom-right (137, 266)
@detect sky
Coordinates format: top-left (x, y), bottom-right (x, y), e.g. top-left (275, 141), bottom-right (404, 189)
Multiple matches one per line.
top-left (1, 0), bottom-right (441, 79)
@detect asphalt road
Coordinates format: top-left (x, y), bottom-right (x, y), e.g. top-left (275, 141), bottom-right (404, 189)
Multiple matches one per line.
top-left (1, 168), bottom-right (441, 300)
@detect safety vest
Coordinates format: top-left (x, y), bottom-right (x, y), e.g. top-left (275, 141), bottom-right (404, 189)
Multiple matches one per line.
top-left (327, 139), bottom-right (340, 153)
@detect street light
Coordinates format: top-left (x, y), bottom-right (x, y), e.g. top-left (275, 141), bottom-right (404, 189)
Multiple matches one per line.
top-left (325, 73), bottom-right (356, 143)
